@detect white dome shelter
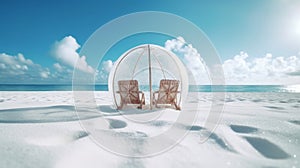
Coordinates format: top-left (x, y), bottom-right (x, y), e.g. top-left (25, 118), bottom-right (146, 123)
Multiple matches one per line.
top-left (108, 44), bottom-right (188, 111)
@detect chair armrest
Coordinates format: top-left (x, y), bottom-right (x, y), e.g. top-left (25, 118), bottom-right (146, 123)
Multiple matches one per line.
top-left (153, 91), bottom-right (159, 94)
top-left (139, 91), bottom-right (145, 97)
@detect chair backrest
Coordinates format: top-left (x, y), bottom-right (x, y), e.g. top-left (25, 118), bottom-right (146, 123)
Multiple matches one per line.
top-left (156, 79), bottom-right (179, 104)
top-left (118, 80), bottom-right (141, 104)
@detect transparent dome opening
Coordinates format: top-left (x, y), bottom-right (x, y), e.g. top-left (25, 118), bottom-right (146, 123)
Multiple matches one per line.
top-left (108, 44), bottom-right (188, 111)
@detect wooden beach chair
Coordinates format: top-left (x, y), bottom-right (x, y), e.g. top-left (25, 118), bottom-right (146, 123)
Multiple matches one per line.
top-left (117, 80), bottom-right (145, 110)
top-left (152, 79), bottom-right (181, 110)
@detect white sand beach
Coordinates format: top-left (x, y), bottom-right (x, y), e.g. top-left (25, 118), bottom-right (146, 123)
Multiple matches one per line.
top-left (0, 91), bottom-right (299, 168)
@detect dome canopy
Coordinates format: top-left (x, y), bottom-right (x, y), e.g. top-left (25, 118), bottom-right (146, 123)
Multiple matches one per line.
top-left (108, 44), bottom-right (188, 110)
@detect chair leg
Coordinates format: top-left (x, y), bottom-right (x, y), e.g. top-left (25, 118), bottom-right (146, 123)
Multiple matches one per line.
top-left (117, 105), bottom-right (123, 110)
top-left (137, 94), bottom-right (145, 109)
top-left (117, 101), bottom-right (124, 110)
top-left (174, 103), bottom-right (181, 110)
top-left (173, 100), bottom-right (181, 110)
top-left (137, 103), bottom-right (142, 109)
top-left (153, 100), bottom-right (158, 108)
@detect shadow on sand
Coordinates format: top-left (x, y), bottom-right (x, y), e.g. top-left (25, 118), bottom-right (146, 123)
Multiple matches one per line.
top-left (230, 125), bottom-right (258, 134)
top-left (244, 137), bottom-right (290, 159)
top-left (0, 105), bottom-right (100, 123)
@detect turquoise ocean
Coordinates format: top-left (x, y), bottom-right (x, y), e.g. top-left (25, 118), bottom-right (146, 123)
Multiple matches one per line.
top-left (0, 84), bottom-right (299, 93)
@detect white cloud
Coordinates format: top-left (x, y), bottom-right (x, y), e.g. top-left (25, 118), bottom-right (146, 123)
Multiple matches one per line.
top-left (97, 60), bottom-right (114, 83)
top-left (223, 52), bottom-right (300, 84)
top-left (102, 60), bottom-right (113, 73)
top-left (40, 71), bottom-right (50, 78)
top-left (165, 36), bottom-right (210, 84)
top-left (0, 36), bottom-right (95, 84)
top-left (0, 53), bottom-right (51, 83)
top-left (51, 62), bottom-right (75, 83)
top-left (53, 63), bottom-right (64, 72)
top-left (0, 63), bottom-right (6, 69)
top-left (0, 53), bottom-right (75, 83)
top-left (2, 35), bottom-right (298, 85)
top-left (52, 36), bottom-right (94, 74)
top-left (165, 36), bottom-right (300, 85)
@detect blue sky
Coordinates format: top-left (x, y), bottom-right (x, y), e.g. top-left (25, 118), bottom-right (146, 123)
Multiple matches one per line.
top-left (1, 0), bottom-right (300, 84)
